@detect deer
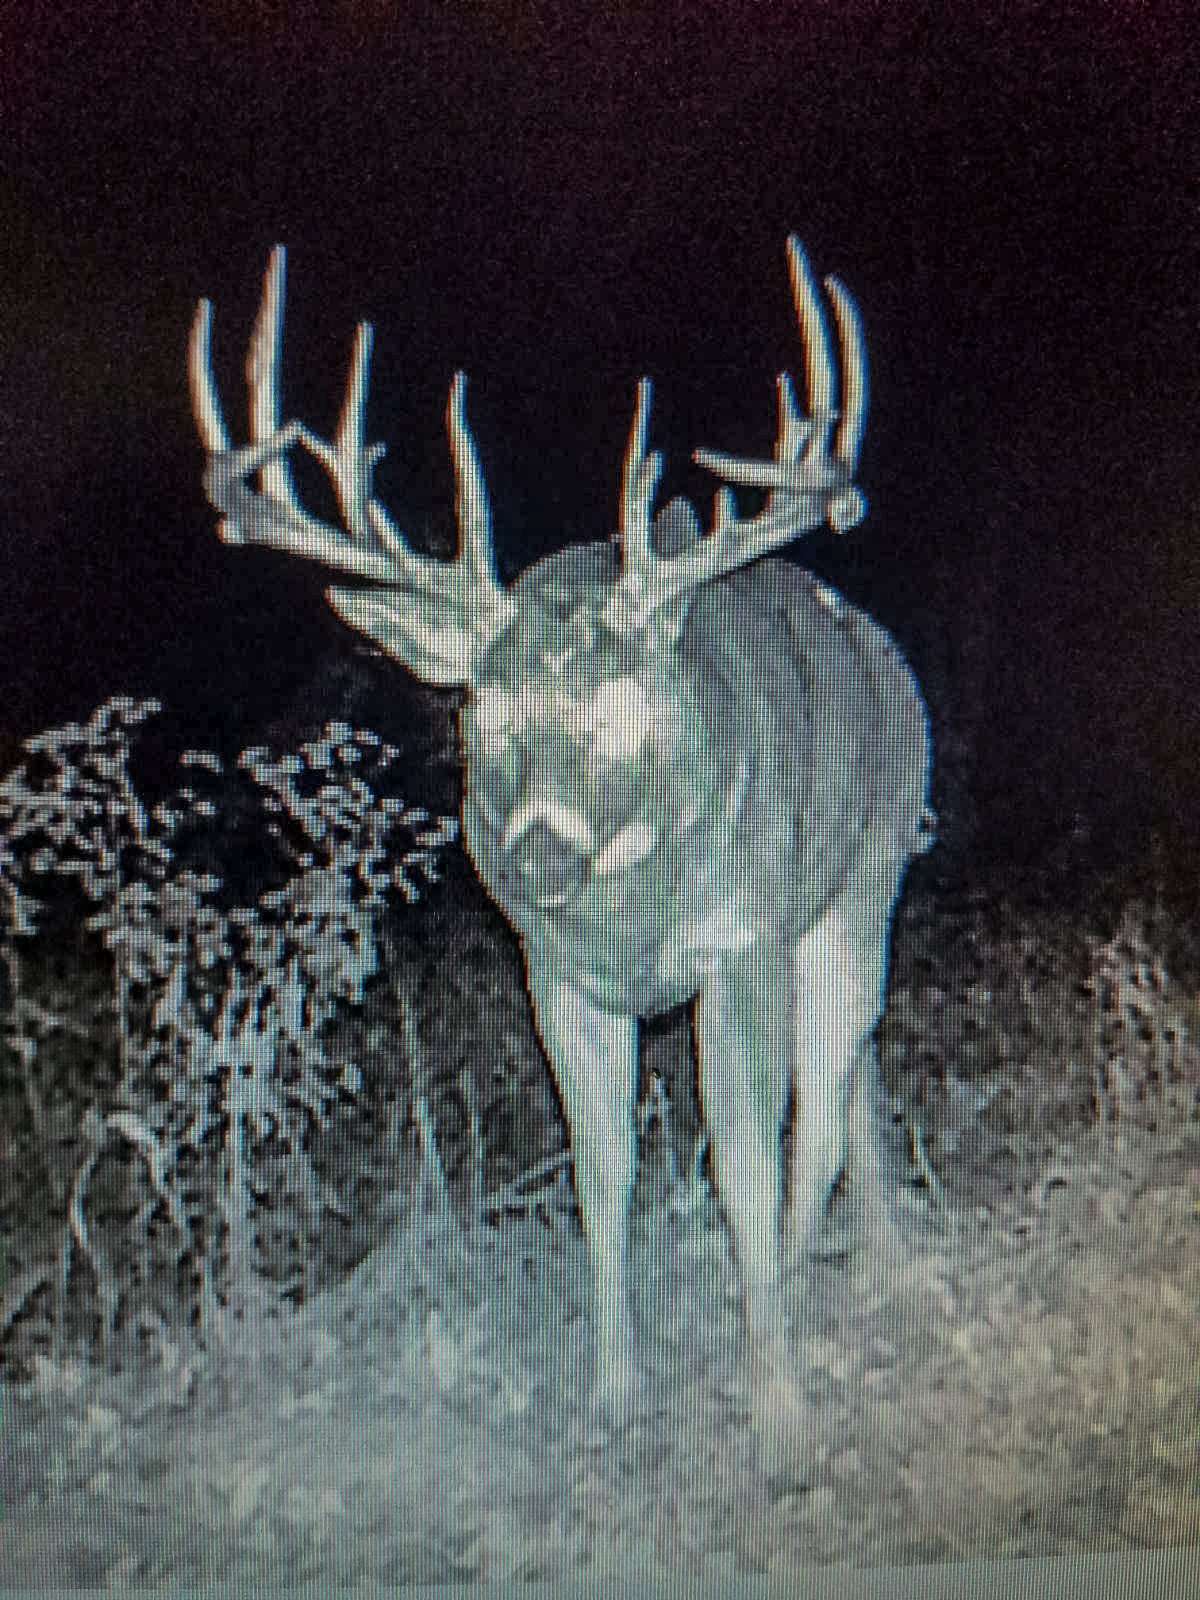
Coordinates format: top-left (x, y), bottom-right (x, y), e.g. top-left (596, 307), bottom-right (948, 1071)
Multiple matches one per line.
top-left (189, 237), bottom-right (933, 1458)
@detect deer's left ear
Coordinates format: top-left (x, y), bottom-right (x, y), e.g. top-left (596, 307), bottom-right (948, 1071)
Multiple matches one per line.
top-left (326, 584), bottom-right (500, 686)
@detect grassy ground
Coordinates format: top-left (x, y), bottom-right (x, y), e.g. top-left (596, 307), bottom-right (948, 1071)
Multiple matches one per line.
top-left (0, 846), bottom-right (1197, 1584)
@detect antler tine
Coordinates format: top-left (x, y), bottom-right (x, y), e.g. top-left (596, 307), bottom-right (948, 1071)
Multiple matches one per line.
top-left (447, 370), bottom-right (505, 591)
top-left (189, 296), bottom-right (230, 455)
top-left (190, 249), bottom-right (513, 617)
top-left (247, 248), bottom-right (297, 516)
top-left (787, 236), bottom-right (836, 434)
top-left (823, 272), bottom-right (868, 474)
top-left (617, 379), bottom-right (664, 568)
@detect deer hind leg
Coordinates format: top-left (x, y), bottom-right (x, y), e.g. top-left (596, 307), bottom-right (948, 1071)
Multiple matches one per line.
top-left (525, 971), bottom-right (640, 1422)
top-left (791, 879), bottom-right (905, 1269)
top-left (790, 899), bottom-right (883, 1257)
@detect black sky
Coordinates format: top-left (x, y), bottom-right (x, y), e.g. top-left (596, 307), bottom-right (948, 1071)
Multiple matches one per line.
top-left (1, 0), bottom-right (1197, 868)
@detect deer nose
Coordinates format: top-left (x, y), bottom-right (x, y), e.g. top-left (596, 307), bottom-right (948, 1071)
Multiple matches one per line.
top-left (509, 822), bottom-right (587, 904)
top-left (501, 799), bottom-right (595, 905)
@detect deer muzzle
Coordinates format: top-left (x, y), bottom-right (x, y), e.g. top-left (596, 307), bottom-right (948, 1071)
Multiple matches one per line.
top-left (500, 799), bottom-right (595, 907)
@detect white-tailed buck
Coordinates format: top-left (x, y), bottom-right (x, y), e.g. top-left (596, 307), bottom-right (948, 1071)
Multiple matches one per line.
top-left (190, 238), bottom-right (932, 1441)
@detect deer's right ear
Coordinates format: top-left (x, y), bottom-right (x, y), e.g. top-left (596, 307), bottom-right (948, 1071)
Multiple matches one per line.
top-left (326, 585), bottom-right (498, 687)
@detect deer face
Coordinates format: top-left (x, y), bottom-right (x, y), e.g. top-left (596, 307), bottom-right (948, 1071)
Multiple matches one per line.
top-left (458, 545), bottom-right (721, 930)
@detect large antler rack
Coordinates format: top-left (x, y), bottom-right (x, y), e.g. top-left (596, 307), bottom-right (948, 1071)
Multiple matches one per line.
top-left (601, 236), bottom-right (868, 635)
top-left (189, 247), bottom-right (516, 634)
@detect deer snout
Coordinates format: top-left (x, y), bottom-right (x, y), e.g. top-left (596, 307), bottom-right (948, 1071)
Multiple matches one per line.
top-left (500, 798), bottom-right (596, 907)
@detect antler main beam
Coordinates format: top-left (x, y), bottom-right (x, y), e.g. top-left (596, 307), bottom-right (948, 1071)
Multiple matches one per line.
top-left (188, 248), bottom-right (514, 621)
top-left (604, 236), bottom-right (868, 633)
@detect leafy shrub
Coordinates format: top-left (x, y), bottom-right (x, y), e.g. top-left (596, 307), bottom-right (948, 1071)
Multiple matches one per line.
top-left (0, 696), bottom-right (457, 1368)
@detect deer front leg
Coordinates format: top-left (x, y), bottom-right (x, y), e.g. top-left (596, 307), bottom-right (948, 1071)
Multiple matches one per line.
top-left (525, 968), bottom-right (640, 1422)
top-left (694, 945), bottom-right (795, 1406)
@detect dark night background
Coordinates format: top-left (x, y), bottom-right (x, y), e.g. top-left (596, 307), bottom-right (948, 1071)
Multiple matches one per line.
top-left (1, 1), bottom-right (1197, 887)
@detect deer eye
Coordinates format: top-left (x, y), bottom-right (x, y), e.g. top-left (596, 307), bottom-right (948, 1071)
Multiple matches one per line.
top-left (588, 677), bottom-right (647, 761)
